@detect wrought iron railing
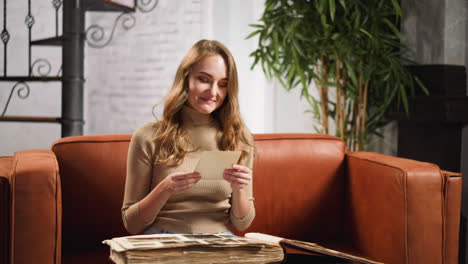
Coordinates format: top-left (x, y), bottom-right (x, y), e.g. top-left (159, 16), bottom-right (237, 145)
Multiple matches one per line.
top-left (0, 0), bottom-right (158, 127)
top-left (1, 0), bottom-right (64, 117)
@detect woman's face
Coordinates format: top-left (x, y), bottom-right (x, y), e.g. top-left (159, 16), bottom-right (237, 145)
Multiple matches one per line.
top-left (186, 54), bottom-right (228, 114)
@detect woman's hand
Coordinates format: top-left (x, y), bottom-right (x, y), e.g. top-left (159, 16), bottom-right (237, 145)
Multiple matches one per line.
top-left (138, 172), bottom-right (200, 224)
top-left (223, 164), bottom-right (252, 192)
top-left (161, 172), bottom-right (201, 195)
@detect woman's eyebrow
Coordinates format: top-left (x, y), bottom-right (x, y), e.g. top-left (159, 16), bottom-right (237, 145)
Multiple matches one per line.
top-left (198, 71), bottom-right (228, 80)
top-left (198, 71), bottom-right (213, 78)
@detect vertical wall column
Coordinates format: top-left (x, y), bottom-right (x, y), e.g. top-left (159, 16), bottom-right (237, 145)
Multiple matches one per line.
top-left (61, 0), bottom-right (85, 137)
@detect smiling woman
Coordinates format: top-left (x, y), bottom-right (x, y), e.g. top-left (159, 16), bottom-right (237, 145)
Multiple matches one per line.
top-left (186, 55), bottom-right (228, 114)
top-left (121, 40), bottom-right (256, 235)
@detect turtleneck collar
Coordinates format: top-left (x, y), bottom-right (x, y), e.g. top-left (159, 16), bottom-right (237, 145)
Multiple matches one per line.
top-left (180, 104), bottom-right (214, 126)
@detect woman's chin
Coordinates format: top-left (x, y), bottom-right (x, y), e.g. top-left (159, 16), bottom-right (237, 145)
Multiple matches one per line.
top-left (194, 105), bottom-right (216, 114)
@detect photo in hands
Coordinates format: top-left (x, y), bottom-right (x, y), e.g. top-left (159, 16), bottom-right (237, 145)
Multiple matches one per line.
top-left (194, 151), bottom-right (241, 180)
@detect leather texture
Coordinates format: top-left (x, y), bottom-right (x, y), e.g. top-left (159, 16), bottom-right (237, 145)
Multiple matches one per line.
top-left (345, 152), bottom-right (458, 264)
top-left (241, 134), bottom-right (346, 242)
top-left (7, 150), bottom-right (61, 264)
top-left (0, 134), bottom-right (463, 264)
top-left (0, 156), bottom-right (13, 264)
top-left (51, 135), bottom-right (130, 263)
top-left (442, 170), bottom-right (462, 264)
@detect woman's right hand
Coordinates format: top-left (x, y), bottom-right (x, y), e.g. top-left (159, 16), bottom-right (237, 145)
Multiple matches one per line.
top-left (161, 172), bottom-right (201, 195)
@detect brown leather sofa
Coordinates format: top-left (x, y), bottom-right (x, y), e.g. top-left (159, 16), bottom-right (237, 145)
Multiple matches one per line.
top-left (0, 133), bottom-right (462, 264)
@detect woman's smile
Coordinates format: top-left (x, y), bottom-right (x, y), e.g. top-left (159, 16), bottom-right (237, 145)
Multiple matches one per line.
top-left (200, 96), bottom-right (216, 104)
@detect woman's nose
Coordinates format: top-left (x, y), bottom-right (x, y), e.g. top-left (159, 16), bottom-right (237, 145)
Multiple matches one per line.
top-left (208, 83), bottom-right (218, 96)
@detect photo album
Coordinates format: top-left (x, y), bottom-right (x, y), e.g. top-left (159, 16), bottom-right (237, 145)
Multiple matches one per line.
top-left (103, 232), bottom-right (383, 264)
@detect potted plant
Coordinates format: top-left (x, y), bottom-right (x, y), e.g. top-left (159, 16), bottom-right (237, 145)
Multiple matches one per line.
top-left (248, 0), bottom-right (426, 151)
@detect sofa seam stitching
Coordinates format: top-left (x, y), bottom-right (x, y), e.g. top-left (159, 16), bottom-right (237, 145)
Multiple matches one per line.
top-left (51, 154), bottom-right (59, 264)
top-left (10, 153), bottom-right (18, 264)
top-left (51, 139), bottom-right (130, 151)
top-left (442, 173), bottom-right (448, 264)
top-left (404, 168), bottom-right (408, 264)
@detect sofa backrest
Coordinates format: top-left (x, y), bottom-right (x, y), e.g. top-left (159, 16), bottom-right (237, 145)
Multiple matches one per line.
top-left (244, 134), bottom-right (346, 242)
top-left (52, 135), bottom-right (130, 251)
top-left (52, 133), bottom-right (346, 251)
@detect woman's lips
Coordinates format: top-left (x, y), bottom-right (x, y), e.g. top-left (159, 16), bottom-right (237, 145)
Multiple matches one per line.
top-left (200, 97), bottom-right (216, 104)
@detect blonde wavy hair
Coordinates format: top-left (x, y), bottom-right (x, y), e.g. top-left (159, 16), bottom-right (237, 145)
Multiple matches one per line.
top-left (153, 39), bottom-right (253, 167)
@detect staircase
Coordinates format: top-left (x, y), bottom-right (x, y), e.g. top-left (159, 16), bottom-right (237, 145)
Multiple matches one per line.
top-left (0, 0), bottom-right (154, 137)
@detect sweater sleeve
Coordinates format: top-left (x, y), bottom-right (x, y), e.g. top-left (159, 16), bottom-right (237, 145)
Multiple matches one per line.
top-left (122, 122), bottom-right (157, 234)
top-left (229, 129), bottom-right (256, 231)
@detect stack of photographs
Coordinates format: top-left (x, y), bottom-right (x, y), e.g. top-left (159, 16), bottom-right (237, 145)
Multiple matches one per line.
top-left (103, 233), bottom-right (284, 264)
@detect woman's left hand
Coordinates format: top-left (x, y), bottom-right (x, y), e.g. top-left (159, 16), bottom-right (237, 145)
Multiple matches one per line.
top-left (223, 164), bottom-right (252, 192)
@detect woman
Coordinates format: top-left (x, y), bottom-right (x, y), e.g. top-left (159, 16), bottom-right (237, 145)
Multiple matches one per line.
top-left (122, 40), bottom-right (255, 235)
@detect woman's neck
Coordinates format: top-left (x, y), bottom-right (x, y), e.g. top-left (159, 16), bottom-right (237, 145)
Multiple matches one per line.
top-left (180, 105), bottom-right (214, 126)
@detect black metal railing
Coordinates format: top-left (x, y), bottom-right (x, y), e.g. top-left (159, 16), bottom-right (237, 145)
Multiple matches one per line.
top-left (0, 0), bottom-right (159, 134)
top-left (53, 0), bottom-right (62, 36)
top-left (1, 0), bottom-right (10, 77)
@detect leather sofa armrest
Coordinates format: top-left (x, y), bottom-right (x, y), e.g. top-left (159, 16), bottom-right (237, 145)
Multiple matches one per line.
top-left (9, 150), bottom-right (62, 264)
top-left (0, 156), bottom-right (13, 264)
top-left (345, 152), bottom-right (447, 264)
top-left (441, 170), bottom-right (462, 264)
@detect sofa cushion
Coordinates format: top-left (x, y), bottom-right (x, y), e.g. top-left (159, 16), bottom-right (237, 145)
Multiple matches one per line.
top-left (52, 135), bottom-right (131, 251)
top-left (241, 134), bottom-right (346, 243)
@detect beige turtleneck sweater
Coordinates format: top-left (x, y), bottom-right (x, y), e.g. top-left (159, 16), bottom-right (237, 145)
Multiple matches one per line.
top-left (122, 105), bottom-right (255, 234)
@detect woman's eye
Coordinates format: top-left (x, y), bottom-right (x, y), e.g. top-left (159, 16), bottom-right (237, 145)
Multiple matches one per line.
top-left (219, 81), bottom-right (228, 88)
top-left (198, 77), bottom-right (209, 83)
